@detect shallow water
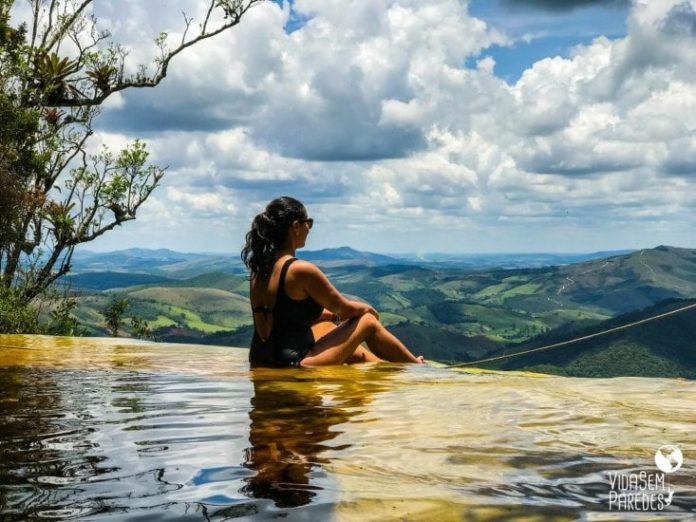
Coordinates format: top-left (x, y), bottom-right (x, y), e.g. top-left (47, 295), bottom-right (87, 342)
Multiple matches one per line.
top-left (0, 334), bottom-right (694, 520)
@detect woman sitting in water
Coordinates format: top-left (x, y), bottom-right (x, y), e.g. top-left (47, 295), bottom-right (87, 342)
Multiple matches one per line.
top-left (241, 196), bottom-right (426, 368)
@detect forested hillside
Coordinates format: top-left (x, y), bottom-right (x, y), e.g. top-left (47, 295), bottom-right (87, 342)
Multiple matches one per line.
top-left (62, 246), bottom-right (696, 376)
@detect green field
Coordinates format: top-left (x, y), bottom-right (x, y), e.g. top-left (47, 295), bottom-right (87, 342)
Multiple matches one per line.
top-left (69, 246), bottom-right (696, 366)
top-left (76, 286), bottom-right (252, 336)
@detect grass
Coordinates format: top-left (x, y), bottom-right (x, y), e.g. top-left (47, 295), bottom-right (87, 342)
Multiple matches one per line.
top-left (379, 311), bottom-right (409, 326)
top-left (125, 287), bottom-right (248, 313)
top-left (456, 303), bottom-right (547, 342)
top-left (473, 282), bottom-right (512, 299)
top-left (148, 315), bottom-right (178, 329)
top-left (75, 286), bottom-right (253, 335)
top-left (438, 279), bottom-right (481, 299)
top-left (536, 308), bottom-right (609, 323)
top-left (128, 301), bottom-right (251, 333)
top-left (499, 282), bottom-right (543, 298)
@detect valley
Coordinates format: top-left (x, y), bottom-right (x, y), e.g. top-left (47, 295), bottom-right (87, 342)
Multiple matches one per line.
top-left (61, 245), bottom-right (696, 377)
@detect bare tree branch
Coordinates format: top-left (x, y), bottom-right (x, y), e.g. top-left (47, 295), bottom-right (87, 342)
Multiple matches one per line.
top-left (29, 0), bottom-right (40, 51)
top-left (45, 0), bottom-right (59, 43)
top-left (3, 0), bottom-right (261, 305)
top-left (201, 0), bottom-right (216, 35)
top-left (41, 0), bottom-right (264, 108)
top-left (43, 0), bottom-right (91, 51)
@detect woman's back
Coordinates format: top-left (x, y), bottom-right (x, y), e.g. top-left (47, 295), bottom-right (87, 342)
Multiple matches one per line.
top-left (241, 196), bottom-right (424, 367)
top-left (249, 257), bottom-right (322, 367)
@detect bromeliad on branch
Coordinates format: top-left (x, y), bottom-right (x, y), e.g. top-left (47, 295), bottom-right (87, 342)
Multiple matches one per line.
top-left (0, 0), bottom-right (264, 307)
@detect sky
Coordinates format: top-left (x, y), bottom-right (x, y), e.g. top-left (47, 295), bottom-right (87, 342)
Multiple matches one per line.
top-left (15, 0), bottom-right (696, 254)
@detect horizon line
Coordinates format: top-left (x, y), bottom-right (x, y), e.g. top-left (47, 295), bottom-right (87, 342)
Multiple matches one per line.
top-left (75, 245), bottom-right (689, 256)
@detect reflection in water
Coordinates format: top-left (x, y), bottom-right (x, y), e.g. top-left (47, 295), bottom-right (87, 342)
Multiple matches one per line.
top-left (0, 367), bottom-right (113, 518)
top-left (241, 365), bottom-right (398, 508)
top-left (0, 362), bottom-right (264, 520)
top-left (1, 335), bottom-right (695, 520)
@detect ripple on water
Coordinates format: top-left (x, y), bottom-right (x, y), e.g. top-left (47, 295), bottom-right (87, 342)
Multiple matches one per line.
top-left (1, 336), bottom-right (695, 520)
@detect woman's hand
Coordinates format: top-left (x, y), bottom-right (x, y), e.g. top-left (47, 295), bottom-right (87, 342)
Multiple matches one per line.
top-left (317, 308), bottom-right (334, 322)
top-left (312, 308), bottom-right (339, 327)
top-left (355, 302), bottom-right (379, 319)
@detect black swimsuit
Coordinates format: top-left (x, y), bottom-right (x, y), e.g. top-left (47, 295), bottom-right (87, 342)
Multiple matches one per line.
top-left (249, 258), bottom-right (323, 367)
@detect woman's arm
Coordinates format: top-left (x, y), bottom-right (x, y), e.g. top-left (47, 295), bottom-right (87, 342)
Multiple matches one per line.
top-left (296, 261), bottom-right (378, 320)
top-left (314, 308), bottom-right (339, 324)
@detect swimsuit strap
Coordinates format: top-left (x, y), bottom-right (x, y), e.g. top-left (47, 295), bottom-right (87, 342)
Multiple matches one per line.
top-left (277, 257), bottom-right (297, 300)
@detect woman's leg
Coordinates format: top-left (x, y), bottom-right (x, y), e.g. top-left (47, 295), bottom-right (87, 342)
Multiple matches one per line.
top-left (345, 345), bottom-right (385, 364)
top-left (313, 321), bottom-right (384, 364)
top-left (311, 320), bottom-right (337, 342)
top-left (301, 314), bottom-right (423, 367)
top-left (362, 318), bottom-right (423, 363)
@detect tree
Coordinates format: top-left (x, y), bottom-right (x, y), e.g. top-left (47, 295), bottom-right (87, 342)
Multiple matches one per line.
top-left (46, 297), bottom-right (82, 336)
top-left (100, 295), bottom-right (128, 337)
top-left (0, 287), bottom-right (39, 332)
top-left (130, 316), bottom-right (153, 340)
top-left (0, 0), bottom-right (263, 307)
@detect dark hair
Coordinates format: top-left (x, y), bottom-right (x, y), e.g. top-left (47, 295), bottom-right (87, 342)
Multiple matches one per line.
top-left (241, 196), bottom-right (307, 281)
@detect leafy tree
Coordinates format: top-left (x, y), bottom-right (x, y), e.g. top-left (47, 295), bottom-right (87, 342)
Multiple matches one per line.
top-left (130, 316), bottom-right (153, 340)
top-left (0, 287), bottom-right (40, 332)
top-left (46, 297), bottom-right (82, 336)
top-left (0, 5), bottom-right (44, 261)
top-left (100, 296), bottom-right (128, 337)
top-left (0, 0), bottom-right (263, 307)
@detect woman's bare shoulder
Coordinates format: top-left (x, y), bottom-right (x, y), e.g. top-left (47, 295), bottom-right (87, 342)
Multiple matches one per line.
top-left (292, 259), bottom-right (320, 273)
top-left (291, 259), bottom-right (327, 285)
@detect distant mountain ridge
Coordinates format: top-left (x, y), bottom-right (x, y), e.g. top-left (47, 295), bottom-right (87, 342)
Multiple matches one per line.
top-left (299, 246), bottom-right (400, 265)
top-left (550, 245), bottom-right (696, 313)
top-left (76, 248), bottom-right (208, 263)
top-left (72, 248), bottom-right (210, 275)
top-left (66, 245), bottom-right (696, 377)
top-left (72, 245), bottom-right (639, 276)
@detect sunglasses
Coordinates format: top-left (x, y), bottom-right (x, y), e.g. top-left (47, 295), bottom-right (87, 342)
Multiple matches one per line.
top-left (298, 218), bottom-right (314, 229)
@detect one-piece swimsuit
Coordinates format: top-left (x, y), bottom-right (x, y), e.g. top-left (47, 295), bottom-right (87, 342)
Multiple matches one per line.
top-left (249, 257), bottom-right (323, 367)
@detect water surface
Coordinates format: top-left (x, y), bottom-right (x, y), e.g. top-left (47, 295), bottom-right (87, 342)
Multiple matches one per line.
top-left (0, 334), bottom-right (694, 520)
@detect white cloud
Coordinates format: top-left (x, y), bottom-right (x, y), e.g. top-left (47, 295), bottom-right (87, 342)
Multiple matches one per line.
top-left (35, 0), bottom-right (696, 252)
top-left (166, 187), bottom-right (237, 217)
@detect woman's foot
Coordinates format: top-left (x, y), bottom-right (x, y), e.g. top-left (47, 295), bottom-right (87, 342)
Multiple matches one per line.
top-left (416, 355), bottom-right (426, 364)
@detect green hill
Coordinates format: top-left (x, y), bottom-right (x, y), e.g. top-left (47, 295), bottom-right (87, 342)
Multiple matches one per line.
top-left (74, 286), bottom-right (252, 336)
top-left (486, 299), bottom-right (696, 378)
top-left (550, 245), bottom-right (696, 313)
top-left (63, 272), bottom-right (175, 290)
top-left (156, 272), bottom-right (249, 295)
top-left (70, 246), bottom-right (696, 369)
top-left (389, 322), bottom-right (502, 362)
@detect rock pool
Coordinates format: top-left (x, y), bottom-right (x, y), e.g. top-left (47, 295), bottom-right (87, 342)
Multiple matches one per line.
top-left (0, 335), bottom-right (694, 520)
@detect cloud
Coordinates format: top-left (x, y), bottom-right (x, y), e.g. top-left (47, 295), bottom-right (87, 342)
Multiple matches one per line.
top-left (662, 135), bottom-right (696, 175)
top-left (247, 0), bottom-right (506, 160)
top-left (99, 0), bottom-right (506, 161)
top-left (41, 0), bottom-right (696, 253)
top-left (98, 1), bottom-right (283, 133)
top-left (499, 0), bottom-right (630, 13)
top-left (661, 1), bottom-right (696, 36)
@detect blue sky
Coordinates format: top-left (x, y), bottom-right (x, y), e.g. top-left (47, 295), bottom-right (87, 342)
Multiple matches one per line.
top-left (470, 1), bottom-right (629, 83)
top-left (19, 0), bottom-right (693, 254)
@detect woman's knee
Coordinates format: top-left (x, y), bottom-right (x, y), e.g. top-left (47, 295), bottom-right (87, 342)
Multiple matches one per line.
top-left (356, 313), bottom-right (379, 334)
top-left (347, 314), bottom-right (381, 334)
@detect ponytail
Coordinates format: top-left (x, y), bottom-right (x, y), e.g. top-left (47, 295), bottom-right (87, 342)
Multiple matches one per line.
top-left (240, 196), bottom-right (307, 281)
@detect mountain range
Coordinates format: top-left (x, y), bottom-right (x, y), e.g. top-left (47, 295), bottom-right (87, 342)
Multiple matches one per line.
top-left (70, 246), bottom-right (636, 276)
top-left (63, 245), bottom-right (696, 377)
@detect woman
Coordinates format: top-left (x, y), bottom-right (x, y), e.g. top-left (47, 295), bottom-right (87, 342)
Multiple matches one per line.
top-left (241, 196), bottom-right (426, 368)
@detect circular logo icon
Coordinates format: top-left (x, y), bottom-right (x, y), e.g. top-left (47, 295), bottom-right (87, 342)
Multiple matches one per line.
top-left (655, 445), bottom-right (683, 473)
